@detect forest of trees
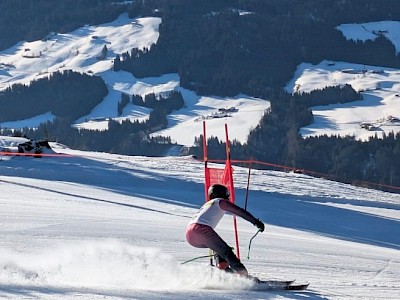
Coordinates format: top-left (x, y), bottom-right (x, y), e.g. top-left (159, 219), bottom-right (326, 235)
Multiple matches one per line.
top-left (189, 85), bottom-right (400, 192)
top-left (1, 0), bottom-right (400, 191)
top-left (0, 70), bottom-right (108, 122)
top-left (119, 0), bottom-right (400, 97)
top-left (0, 0), bottom-right (127, 51)
top-left (1, 90), bottom-right (185, 156)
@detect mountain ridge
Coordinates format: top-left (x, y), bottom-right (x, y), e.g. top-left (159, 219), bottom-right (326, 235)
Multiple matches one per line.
top-left (1, 1), bottom-right (400, 190)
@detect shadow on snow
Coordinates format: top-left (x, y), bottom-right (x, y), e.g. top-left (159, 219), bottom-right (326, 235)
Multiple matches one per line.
top-left (1, 154), bottom-right (399, 251)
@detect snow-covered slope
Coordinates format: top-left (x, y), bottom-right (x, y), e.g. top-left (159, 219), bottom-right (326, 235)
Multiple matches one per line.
top-left (285, 60), bottom-right (400, 140)
top-left (0, 13), bottom-right (269, 147)
top-left (286, 21), bottom-right (400, 140)
top-left (0, 140), bottom-right (399, 299)
top-left (1, 15), bottom-right (400, 146)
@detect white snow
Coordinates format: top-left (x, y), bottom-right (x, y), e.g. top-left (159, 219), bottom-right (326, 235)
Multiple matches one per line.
top-left (285, 21), bottom-right (400, 140)
top-left (3, 15), bottom-right (399, 145)
top-left (1, 16), bottom-right (400, 298)
top-left (0, 13), bottom-right (269, 147)
top-left (1, 112), bottom-right (56, 130)
top-left (337, 21), bottom-right (400, 54)
top-left (1, 138), bottom-right (400, 299)
top-left (285, 60), bottom-right (400, 140)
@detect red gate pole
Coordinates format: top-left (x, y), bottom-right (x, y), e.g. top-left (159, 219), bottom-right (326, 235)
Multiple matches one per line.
top-left (224, 124), bottom-right (240, 259)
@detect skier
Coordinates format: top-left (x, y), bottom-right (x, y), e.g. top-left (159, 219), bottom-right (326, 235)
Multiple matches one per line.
top-left (185, 184), bottom-right (265, 276)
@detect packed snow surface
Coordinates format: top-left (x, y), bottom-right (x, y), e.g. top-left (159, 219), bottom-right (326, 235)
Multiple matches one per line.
top-left (1, 16), bottom-right (400, 299)
top-left (0, 138), bottom-right (399, 299)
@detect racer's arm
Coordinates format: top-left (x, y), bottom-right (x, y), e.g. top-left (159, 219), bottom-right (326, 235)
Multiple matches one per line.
top-left (219, 200), bottom-right (264, 231)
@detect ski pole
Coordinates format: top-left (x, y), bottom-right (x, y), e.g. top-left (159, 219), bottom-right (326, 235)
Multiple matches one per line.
top-left (246, 229), bottom-right (261, 260)
top-left (244, 160), bottom-right (252, 210)
top-left (181, 254), bottom-right (214, 265)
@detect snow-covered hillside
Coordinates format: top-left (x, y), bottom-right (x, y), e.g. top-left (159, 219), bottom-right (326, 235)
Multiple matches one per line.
top-left (0, 139), bottom-right (399, 299)
top-left (286, 21), bottom-right (400, 140)
top-left (0, 13), bottom-right (269, 147)
top-left (285, 60), bottom-right (400, 140)
top-left (1, 15), bottom-right (400, 146)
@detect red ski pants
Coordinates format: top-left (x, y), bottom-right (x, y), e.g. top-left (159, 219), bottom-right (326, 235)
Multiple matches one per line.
top-left (185, 223), bottom-right (245, 272)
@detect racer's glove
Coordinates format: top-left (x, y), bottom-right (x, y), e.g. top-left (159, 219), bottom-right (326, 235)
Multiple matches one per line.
top-left (255, 219), bottom-right (265, 232)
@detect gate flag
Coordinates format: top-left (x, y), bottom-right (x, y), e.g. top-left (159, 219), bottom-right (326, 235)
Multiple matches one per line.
top-left (202, 121), bottom-right (240, 258)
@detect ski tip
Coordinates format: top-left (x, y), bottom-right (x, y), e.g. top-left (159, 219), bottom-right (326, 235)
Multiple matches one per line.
top-left (251, 279), bottom-right (309, 292)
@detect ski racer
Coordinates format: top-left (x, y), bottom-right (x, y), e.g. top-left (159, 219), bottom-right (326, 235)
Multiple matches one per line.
top-left (185, 184), bottom-right (265, 276)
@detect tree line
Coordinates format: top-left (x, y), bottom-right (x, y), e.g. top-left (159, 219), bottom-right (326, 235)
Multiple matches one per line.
top-left (1, 90), bottom-right (185, 156)
top-left (0, 70), bottom-right (107, 122)
top-left (190, 86), bottom-right (400, 192)
top-left (120, 0), bottom-right (400, 97)
top-left (0, 0), bottom-right (126, 51)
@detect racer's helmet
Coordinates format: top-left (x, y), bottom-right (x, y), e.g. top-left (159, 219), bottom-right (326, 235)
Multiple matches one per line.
top-left (208, 184), bottom-right (230, 200)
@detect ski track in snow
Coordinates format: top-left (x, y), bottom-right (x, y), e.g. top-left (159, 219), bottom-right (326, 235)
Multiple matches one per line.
top-left (1, 13), bottom-right (400, 300)
top-left (0, 141), bottom-right (399, 299)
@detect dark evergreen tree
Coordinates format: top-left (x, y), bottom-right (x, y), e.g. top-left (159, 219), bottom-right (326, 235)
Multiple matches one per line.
top-left (0, 70), bottom-right (107, 122)
top-left (118, 93), bottom-right (130, 116)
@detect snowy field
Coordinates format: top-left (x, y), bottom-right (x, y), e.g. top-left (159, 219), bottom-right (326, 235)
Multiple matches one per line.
top-left (1, 15), bottom-right (400, 145)
top-left (1, 14), bottom-right (400, 299)
top-left (285, 21), bottom-right (400, 140)
top-left (0, 13), bottom-right (269, 147)
top-left (1, 138), bottom-right (399, 299)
